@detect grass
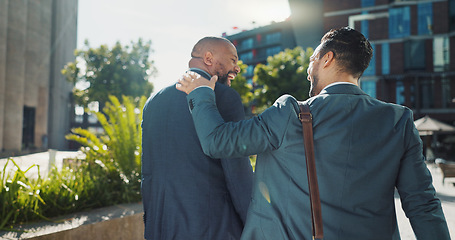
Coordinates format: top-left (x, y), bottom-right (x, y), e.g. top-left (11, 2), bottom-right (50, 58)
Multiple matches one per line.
top-left (0, 157), bottom-right (142, 230)
top-left (0, 159), bottom-right (46, 230)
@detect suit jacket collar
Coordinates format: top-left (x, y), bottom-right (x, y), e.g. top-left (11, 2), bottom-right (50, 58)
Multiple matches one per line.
top-left (189, 68), bottom-right (211, 80)
top-left (188, 68), bottom-right (227, 90)
top-left (319, 83), bottom-right (368, 96)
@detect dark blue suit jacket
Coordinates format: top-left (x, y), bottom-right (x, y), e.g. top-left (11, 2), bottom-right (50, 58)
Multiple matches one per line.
top-left (186, 84), bottom-right (450, 240)
top-left (141, 69), bottom-right (253, 240)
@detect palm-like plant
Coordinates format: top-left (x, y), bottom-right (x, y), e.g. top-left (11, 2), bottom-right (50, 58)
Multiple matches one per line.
top-left (66, 95), bottom-right (146, 201)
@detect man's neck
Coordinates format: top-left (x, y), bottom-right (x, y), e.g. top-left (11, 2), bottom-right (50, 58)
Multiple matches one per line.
top-left (324, 71), bottom-right (359, 86)
top-left (188, 68), bottom-right (211, 80)
top-left (323, 81), bottom-right (357, 89)
top-left (188, 58), bottom-right (211, 75)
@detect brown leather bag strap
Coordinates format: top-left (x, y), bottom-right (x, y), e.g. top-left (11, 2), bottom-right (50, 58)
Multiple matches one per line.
top-left (298, 101), bottom-right (324, 240)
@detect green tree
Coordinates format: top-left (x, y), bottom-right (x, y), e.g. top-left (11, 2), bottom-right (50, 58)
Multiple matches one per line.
top-left (62, 39), bottom-right (156, 108)
top-left (231, 60), bottom-right (253, 106)
top-left (253, 47), bottom-right (313, 114)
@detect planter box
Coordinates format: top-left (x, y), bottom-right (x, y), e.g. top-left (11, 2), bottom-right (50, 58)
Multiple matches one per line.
top-left (0, 202), bottom-right (144, 240)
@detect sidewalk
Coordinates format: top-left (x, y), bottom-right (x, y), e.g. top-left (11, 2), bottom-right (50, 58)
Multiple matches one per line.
top-left (395, 163), bottom-right (455, 239)
top-left (0, 150), bottom-right (84, 178)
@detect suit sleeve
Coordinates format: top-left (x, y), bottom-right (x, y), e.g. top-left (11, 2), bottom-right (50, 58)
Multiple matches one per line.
top-left (396, 109), bottom-right (451, 239)
top-left (187, 87), bottom-right (294, 158)
top-left (216, 87), bottom-right (253, 224)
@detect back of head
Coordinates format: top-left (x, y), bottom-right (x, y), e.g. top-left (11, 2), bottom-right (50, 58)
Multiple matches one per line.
top-left (191, 37), bottom-right (233, 59)
top-left (318, 27), bottom-right (373, 79)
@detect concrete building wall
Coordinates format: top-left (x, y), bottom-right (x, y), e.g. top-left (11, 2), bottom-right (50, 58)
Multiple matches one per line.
top-left (0, 0), bottom-right (9, 151)
top-left (434, 1), bottom-right (449, 34)
top-left (390, 42), bottom-right (404, 75)
top-left (24, 1), bottom-right (41, 108)
top-left (0, 0), bottom-right (77, 154)
top-left (3, 0), bottom-right (27, 152)
top-left (47, 0), bottom-right (78, 150)
top-left (33, 1), bottom-right (53, 149)
top-left (451, 36), bottom-right (455, 71)
top-left (323, 0), bottom-right (360, 12)
top-left (368, 14), bottom-right (389, 40)
top-left (324, 14), bottom-right (350, 31)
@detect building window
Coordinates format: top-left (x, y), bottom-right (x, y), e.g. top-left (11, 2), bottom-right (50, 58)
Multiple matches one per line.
top-left (396, 81), bottom-right (405, 105)
top-left (362, 0), bottom-right (375, 7)
top-left (256, 48), bottom-right (266, 59)
top-left (265, 32), bottom-right (281, 44)
top-left (382, 43), bottom-right (390, 75)
top-left (23, 106), bottom-right (36, 148)
top-left (434, 36), bottom-right (450, 72)
top-left (240, 51), bottom-right (254, 62)
top-left (418, 2), bottom-right (433, 35)
top-left (404, 40), bottom-right (425, 71)
top-left (361, 80), bottom-right (376, 98)
top-left (420, 79), bottom-right (434, 109)
top-left (389, 7), bottom-right (411, 38)
top-left (266, 46), bottom-right (282, 56)
top-left (240, 38), bottom-right (254, 50)
top-left (87, 113), bottom-right (98, 124)
top-left (88, 101), bottom-right (99, 113)
top-left (75, 105), bottom-right (84, 123)
top-left (364, 44), bottom-right (376, 76)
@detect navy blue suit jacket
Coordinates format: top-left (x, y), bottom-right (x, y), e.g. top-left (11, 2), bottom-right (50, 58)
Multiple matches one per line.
top-left (141, 69), bottom-right (253, 240)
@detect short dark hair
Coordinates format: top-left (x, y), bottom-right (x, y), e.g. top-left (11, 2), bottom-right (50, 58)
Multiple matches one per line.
top-left (318, 27), bottom-right (373, 79)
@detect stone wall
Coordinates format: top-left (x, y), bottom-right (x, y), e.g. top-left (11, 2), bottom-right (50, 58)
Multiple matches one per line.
top-left (0, 0), bottom-right (8, 152)
top-left (29, 214), bottom-right (144, 240)
top-left (3, 0), bottom-right (27, 151)
top-left (0, 203), bottom-right (145, 240)
top-left (47, 0), bottom-right (78, 150)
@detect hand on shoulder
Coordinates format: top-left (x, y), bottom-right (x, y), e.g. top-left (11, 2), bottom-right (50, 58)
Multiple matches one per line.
top-left (176, 71), bottom-right (218, 94)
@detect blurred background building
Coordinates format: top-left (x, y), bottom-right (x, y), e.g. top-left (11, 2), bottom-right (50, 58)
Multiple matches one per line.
top-left (1, 0), bottom-right (454, 156)
top-left (321, 0), bottom-right (455, 124)
top-left (224, 20), bottom-right (298, 85)
top-left (226, 0), bottom-right (455, 126)
top-left (0, 0), bottom-right (78, 156)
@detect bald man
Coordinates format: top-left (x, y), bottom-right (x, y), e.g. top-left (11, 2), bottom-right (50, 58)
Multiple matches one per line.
top-left (141, 37), bottom-right (253, 240)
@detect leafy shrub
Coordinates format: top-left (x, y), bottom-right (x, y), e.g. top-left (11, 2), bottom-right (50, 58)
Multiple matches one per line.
top-left (0, 95), bottom-right (146, 230)
top-left (66, 95), bottom-right (146, 202)
top-left (65, 95), bottom-right (146, 204)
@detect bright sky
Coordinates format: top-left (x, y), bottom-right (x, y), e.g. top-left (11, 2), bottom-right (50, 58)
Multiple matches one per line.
top-left (77, 0), bottom-right (291, 95)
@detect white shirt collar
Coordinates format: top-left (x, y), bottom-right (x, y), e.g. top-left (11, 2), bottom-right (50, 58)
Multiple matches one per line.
top-left (322, 82), bottom-right (357, 92)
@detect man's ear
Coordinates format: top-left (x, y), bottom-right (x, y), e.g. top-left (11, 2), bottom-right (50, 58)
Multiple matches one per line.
top-left (203, 52), bottom-right (213, 66)
top-left (322, 51), bottom-right (334, 68)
